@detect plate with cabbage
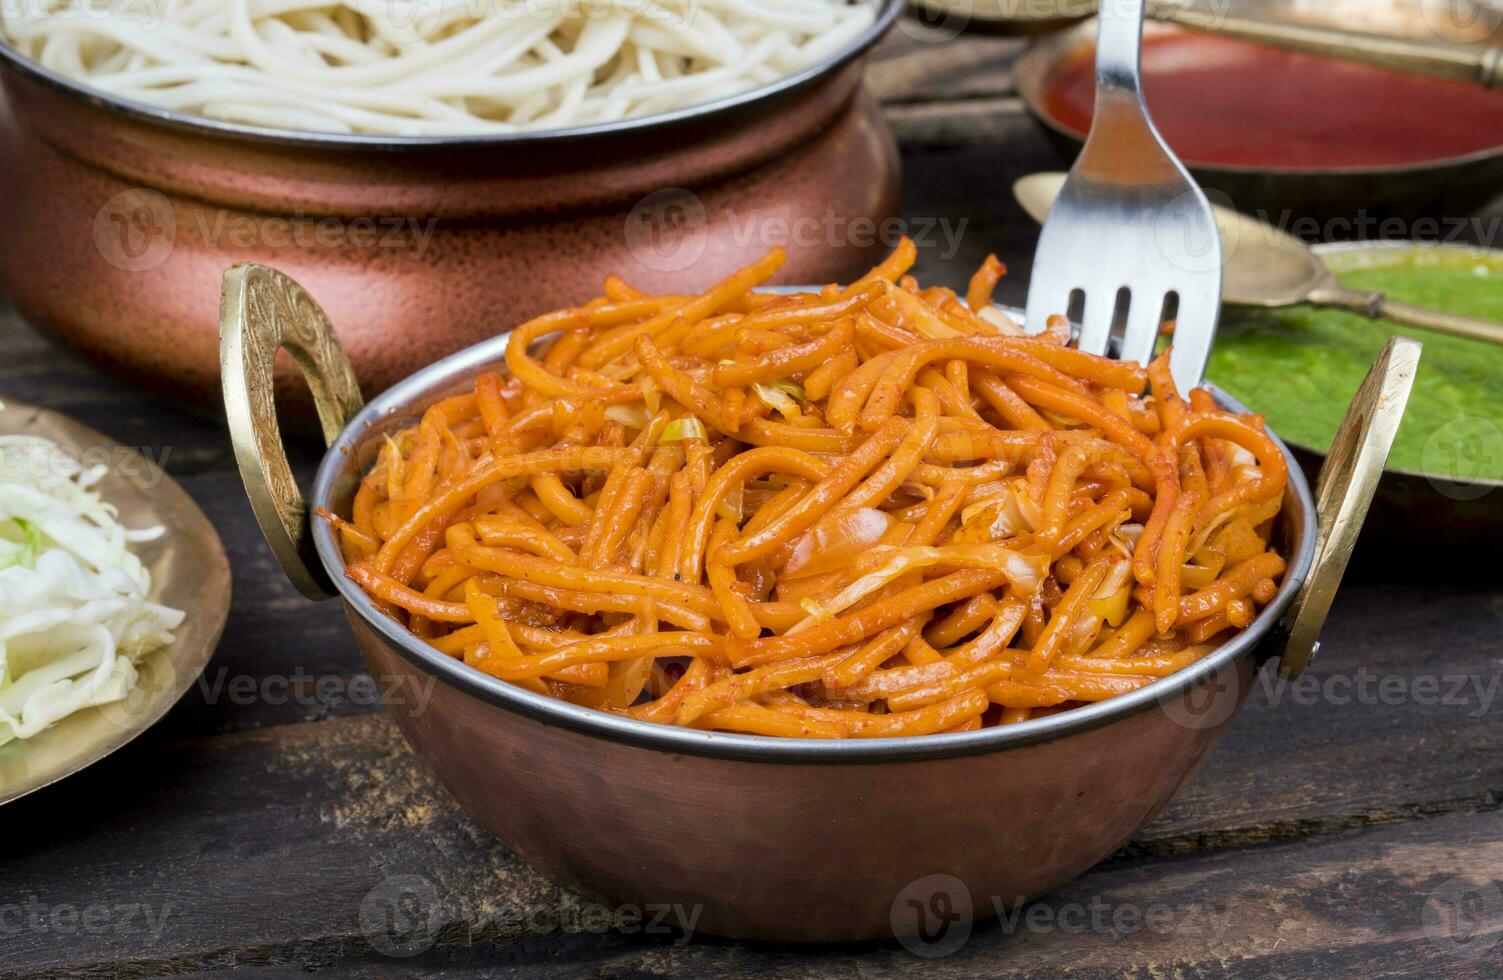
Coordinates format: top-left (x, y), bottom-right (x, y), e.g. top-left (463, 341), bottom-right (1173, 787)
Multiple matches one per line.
top-left (0, 400), bottom-right (229, 804)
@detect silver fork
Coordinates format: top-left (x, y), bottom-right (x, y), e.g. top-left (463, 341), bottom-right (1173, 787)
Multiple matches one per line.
top-left (1024, 0), bottom-right (1222, 393)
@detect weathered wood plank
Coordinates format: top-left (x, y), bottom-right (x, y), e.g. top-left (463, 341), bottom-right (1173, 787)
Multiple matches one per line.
top-left (3, 715), bottom-right (1498, 979)
top-left (888, 97), bottom-right (1038, 148)
top-left (1140, 581), bottom-right (1503, 848)
top-left (0, 301), bottom-right (242, 476)
top-left (868, 22), bottom-right (1024, 105)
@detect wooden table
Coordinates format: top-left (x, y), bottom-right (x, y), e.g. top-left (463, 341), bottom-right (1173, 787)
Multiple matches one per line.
top-left (5, 26), bottom-right (1502, 979)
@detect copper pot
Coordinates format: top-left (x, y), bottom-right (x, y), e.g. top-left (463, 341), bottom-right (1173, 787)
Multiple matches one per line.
top-left (0, 0), bottom-right (902, 416)
top-left (219, 265), bottom-right (1412, 943)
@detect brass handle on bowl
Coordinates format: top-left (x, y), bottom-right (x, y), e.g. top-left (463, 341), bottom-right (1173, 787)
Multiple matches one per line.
top-left (1277, 336), bottom-right (1421, 678)
top-left (220, 264), bottom-right (364, 600)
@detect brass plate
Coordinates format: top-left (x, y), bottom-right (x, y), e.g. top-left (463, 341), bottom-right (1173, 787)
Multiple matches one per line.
top-left (0, 400), bottom-right (231, 805)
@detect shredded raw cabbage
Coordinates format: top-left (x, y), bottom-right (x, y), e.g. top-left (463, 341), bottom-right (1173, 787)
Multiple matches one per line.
top-left (658, 417), bottom-right (708, 444)
top-left (0, 435), bottom-right (184, 745)
top-left (786, 544), bottom-right (1049, 635)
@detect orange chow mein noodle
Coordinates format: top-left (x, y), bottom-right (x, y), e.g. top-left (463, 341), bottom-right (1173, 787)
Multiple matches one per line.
top-left (329, 240), bottom-right (1288, 738)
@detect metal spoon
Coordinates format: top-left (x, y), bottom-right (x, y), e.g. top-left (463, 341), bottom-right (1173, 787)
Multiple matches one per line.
top-left (1015, 172), bottom-right (1503, 347)
top-left (1149, 2), bottom-right (1503, 91)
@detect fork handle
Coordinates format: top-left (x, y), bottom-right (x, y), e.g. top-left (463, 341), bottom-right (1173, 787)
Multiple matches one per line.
top-left (1096, 0), bottom-right (1147, 98)
top-left (1081, 0), bottom-right (1158, 176)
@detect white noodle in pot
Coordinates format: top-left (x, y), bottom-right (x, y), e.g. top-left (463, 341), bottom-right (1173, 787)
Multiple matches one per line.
top-left (1, 0), bottom-right (876, 135)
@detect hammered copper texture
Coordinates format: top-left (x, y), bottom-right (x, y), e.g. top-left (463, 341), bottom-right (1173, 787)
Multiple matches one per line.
top-left (0, 66), bottom-right (900, 417)
top-left (350, 610), bottom-right (1254, 943)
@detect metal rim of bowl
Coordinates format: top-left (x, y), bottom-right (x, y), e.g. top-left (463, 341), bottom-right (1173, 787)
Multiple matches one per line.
top-left (309, 301), bottom-right (1318, 765)
top-left (0, 0), bottom-right (902, 150)
top-left (1279, 239), bottom-right (1503, 492)
top-left (909, 0), bottom-right (1094, 28)
top-left (1014, 18), bottom-right (1503, 178)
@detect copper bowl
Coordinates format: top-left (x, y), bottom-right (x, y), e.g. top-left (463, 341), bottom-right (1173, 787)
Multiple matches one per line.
top-left (219, 265), bottom-right (1423, 943)
top-left (0, 0), bottom-right (902, 417)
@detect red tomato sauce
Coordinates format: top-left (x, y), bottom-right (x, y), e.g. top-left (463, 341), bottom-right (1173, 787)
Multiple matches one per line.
top-left (1041, 31), bottom-right (1503, 168)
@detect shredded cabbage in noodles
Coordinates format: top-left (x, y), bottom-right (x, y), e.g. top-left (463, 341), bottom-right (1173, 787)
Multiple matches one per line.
top-left (0, 434), bottom-right (184, 745)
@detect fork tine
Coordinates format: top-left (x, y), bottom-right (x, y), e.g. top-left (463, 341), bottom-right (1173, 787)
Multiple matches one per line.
top-left (1116, 291), bottom-right (1165, 367)
top-left (1168, 291), bottom-right (1217, 392)
top-left (1076, 289), bottom-right (1117, 356)
top-left (1021, 0), bottom-right (1223, 388)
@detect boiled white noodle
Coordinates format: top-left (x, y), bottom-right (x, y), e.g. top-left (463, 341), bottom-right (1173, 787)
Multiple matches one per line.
top-left (1, 0), bottom-right (876, 135)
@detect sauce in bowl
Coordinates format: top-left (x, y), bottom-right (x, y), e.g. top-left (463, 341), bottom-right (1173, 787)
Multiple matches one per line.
top-left (1207, 245), bottom-right (1503, 482)
top-left (1042, 31), bottom-right (1503, 169)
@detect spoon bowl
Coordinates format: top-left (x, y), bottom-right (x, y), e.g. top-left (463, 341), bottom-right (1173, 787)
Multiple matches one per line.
top-left (1014, 171), bottom-right (1503, 346)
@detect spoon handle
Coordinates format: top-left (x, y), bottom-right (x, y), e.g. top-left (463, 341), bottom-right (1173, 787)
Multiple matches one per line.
top-left (1151, 5), bottom-right (1503, 90)
top-left (1309, 284), bottom-right (1503, 348)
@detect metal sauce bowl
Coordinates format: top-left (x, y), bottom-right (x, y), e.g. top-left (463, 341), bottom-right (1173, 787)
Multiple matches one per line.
top-left (0, 0), bottom-right (902, 418)
top-left (219, 264), bottom-right (1413, 942)
top-left (1014, 13), bottom-right (1503, 223)
top-left (1289, 241), bottom-right (1503, 552)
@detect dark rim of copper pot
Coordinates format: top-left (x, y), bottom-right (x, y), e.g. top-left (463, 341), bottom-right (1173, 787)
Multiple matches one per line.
top-left (0, 0), bottom-right (902, 150)
top-left (309, 310), bottom-right (1319, 765)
